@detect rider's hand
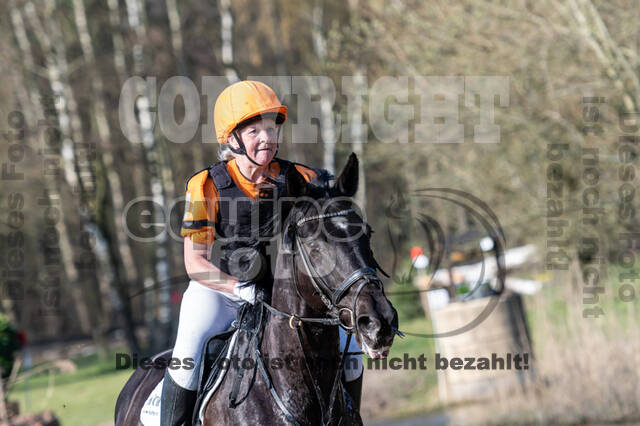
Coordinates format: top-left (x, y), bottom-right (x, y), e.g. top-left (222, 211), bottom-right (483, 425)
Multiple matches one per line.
top-left (233, 281), bottom-right (256, 304)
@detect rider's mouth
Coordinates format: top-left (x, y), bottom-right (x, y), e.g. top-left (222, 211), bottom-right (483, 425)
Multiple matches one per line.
top-left (361, 340), bottom-right (390, 359)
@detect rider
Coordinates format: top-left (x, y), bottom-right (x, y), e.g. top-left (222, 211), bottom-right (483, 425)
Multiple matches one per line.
top-left (160, 80), bottom-right (363, 425)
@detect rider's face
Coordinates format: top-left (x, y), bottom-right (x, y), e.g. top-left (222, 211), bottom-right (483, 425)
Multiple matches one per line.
top-left (231, 117), bottom-right (278, 166)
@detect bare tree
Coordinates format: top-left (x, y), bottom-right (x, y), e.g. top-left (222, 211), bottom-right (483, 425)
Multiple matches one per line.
top-left (21, 1), bottom-right (94, 335)
top-left (311, 0), bottom-right (337, 174)
top-left (346, 0), bottom-right (367, 210)
top-left (165, 0), bottom-right (185, 73)
top-left (70, 0), bottom-right (134, 350)
top-left (219, 0), bottom-right (239, 82)
top-left (21, 0), bottom-right (145, 352)
top-left (554, 0), bottom-right (640, 112)
top-left (124, 0), bottom-right (177, 350)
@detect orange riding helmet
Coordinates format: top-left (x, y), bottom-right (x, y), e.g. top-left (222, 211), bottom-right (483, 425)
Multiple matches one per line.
top-left (214, 80), bottom-right (287, 145)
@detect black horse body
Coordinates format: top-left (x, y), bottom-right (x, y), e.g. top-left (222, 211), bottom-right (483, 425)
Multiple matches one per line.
top-left (115, 154), bottom-right (398, 425)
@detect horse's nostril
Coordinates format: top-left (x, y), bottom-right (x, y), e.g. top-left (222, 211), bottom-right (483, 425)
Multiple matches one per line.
top-left (357, 315), bottom-right (381, 334)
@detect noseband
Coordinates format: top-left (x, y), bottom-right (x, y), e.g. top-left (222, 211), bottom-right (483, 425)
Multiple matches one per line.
top-left (269, 207), bottom-right (384, 331)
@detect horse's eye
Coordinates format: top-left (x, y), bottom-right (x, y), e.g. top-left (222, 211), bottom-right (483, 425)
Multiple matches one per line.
top-left (307, 240), bottom-right (327, 256)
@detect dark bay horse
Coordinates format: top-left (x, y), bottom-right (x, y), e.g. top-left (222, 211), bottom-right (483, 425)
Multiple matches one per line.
top-left (115, 153), bottom-right (398, 425)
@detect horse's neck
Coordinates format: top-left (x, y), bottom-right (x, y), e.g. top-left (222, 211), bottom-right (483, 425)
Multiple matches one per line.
top-left (270, 276), bottom-right (340, 366)
top-left (266, 277), bottom-right (342, 414)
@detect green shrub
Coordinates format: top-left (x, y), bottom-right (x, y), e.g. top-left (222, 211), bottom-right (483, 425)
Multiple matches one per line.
top-left (0, 314), bottom-right (20, 378)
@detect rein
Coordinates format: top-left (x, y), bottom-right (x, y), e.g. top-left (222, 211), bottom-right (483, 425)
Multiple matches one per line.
top-left (257, 206), bottom-right (383, 425)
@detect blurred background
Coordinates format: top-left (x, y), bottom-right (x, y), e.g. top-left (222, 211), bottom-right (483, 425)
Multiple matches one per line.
top-left (0, 0), bottom-right (639, 424)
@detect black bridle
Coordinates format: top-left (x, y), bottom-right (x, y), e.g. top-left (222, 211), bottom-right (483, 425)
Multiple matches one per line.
top-left (257, 206), bottom-right (384, 425)
top-left (291, 207), bottom-right (384, 326)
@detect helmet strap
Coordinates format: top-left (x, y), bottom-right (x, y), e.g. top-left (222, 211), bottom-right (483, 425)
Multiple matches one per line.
top-left (274, 126), bottom-right (282, 157)
top-left (230, 129), bottom-right (263, 167)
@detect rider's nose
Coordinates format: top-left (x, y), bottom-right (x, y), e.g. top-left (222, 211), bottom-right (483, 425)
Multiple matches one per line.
top-left (259, 129), bottom-right (272, 144)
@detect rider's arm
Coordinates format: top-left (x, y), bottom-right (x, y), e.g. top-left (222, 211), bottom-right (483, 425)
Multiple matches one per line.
top-left (184, 236), bottom-right (237, 293)
top-left (181, 171), bottom-right (238, 293)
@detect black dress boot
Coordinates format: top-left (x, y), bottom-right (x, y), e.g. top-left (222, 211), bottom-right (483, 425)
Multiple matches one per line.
top-left (343, 373), bottom-right (363, 412)
top-left (160, 371), bottom-right (197, 426)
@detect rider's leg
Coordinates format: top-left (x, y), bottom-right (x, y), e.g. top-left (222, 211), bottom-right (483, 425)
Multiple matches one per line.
top-left (343, 372), bottom-right (363, 411)
top-left (160, 371), bottom-right (197, 426)
top-left (339, 328), bottom-right (364, 411)
top-left (161, 280), bottom-right (243, 426)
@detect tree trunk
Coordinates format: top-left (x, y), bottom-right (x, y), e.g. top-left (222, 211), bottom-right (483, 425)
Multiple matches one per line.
top-left (312, 0), bottom-right (336, 173)
top-left (23, 1), bottom-right (94, 335)
top-left (352, 72), bottom-right (366, 208)
top-left (558, 0), bottom-right (639, 111)
top-left (72, 0), bottom-right (146, 357)
top-left (165, 0), bottom-right (186, 75)
top-left (24, 0), bottom-right (142, 353)
top-left (347, 0), bottom-right (367, 209)
top-left (9, 2), bottom-right (63, 335)
top-left (219, 0), bottom-right (239, 82)
top-left (124, 0), bottom-right (175, 351)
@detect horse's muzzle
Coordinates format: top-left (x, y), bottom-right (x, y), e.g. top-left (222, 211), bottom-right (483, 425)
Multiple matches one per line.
top-left (355, 294), bottom-right (398, 359)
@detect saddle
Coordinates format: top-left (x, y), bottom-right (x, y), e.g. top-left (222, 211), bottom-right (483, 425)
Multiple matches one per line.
top-left (191, 301), bottom-right (265, 425)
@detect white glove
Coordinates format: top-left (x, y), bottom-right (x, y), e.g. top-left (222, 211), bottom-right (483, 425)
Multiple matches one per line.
top-left (233, 281), bottom-right (256, 304)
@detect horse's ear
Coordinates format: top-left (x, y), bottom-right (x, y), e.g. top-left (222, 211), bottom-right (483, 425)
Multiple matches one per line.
top-left (286, 164), bottom-right (308, 197)
top-left (334, 153), bottom-right (359, 197)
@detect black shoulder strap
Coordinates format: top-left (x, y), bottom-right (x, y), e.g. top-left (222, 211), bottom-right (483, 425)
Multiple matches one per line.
top-left (209, 161), bottom-right (234, 190)
top-left (274, 158), bottom-right (291, 176)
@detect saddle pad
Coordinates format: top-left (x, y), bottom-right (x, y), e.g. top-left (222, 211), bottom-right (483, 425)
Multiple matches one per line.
top-left (196, 329), bottom-right (239, 423)
top-left (139, 330), bottom-right (238, 426)
top-left (140, 378), bottom-right (163, 426)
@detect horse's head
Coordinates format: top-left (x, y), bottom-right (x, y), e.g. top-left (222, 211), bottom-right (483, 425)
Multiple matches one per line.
top-left (280, 153), bottom-right (398, 359)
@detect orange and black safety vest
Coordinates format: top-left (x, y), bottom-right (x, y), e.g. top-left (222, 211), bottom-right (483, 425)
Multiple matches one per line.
top-left (181, 158), bottom-right (323, 283)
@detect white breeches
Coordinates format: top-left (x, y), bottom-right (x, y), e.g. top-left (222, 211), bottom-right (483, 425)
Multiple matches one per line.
top-left (169, 280), bottom-right (363, 390)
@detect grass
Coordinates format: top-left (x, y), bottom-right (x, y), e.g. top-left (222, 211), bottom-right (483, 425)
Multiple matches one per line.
top-left (381, 316), bottom-right (441, 418)
top-left (364, 265), bottom-right (640, 425)
top-left (4, 317), bottom-right (440, 426)
top-left (387, 316), bottom-right (436, 359)
top-left (7, 351), bottom-right (133, 426)
top-left (5, 315), bottom-right (440, 426)
top-left (478, 272), bottom-right (640, 425)
top-left (6, 268), bottom-right (638, 425)
top-left (360, 315), bottom-right (442, 422)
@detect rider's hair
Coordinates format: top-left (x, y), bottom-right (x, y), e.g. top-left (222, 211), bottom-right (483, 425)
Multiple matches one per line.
top-left (218, 144), bottom-right (235, 162)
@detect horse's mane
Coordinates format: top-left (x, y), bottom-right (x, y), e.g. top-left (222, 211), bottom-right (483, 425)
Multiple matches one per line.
top-left (234, 167), bottom-right (334, 304)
